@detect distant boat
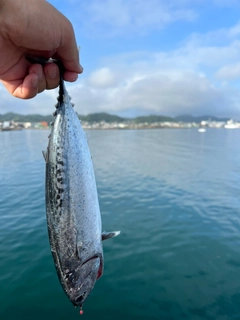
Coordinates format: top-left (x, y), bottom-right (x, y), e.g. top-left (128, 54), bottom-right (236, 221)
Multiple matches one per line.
top-left (198, 128), bottom-right (206, 133)
top-left (225, 124), bottom-right (237, 129)
top-left (224, 120), bottom-right (239, 129)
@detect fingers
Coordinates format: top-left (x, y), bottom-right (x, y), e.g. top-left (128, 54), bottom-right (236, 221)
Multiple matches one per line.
top-left (43, 63), bottom-right (60, 89)
top-left (0, 63), bottom-right (61, 99)
top-left (29, 64), bottom-right (46, 93)
top-left (1, 74), bottom-right (39, 99)
top-left (0, 58), bottom-right (81, 99)
top-left (63, 70), bottom-right (78, 82)
top-left (30, 63), bottom-right (60, 92)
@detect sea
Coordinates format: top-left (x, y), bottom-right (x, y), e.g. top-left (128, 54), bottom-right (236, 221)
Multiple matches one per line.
top-left (1, 128), bottom-right (240, 320)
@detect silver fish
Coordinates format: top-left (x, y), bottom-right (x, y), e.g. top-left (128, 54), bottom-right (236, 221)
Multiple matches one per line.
top-left (43, 76), bottom-right (120, 309)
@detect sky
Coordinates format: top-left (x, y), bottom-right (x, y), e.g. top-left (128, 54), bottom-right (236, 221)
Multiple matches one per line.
top-left (1, 0), bottom-right (240, 118)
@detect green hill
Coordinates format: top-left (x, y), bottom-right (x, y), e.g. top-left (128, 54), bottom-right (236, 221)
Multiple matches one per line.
top-left (0, 112), bottom-right (232, 124)
top-left (78, 112), bottom-right (125, 123)
top-left (0, 112), bottom-right (53, 122)
top-left (133, 115), bottom-right (174, 123)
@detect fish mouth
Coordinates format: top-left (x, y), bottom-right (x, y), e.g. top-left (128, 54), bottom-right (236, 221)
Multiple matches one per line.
top-left (74, 293), bottom-right (85, 305)
top-left (71, 255), bottom-right (102, 307)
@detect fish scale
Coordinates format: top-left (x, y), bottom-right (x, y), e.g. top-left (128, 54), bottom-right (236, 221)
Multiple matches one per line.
top-left (43, 69), bottom-right (120, 310)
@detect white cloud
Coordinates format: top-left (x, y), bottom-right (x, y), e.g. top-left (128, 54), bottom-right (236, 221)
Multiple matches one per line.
top-left (2, 20), bottom-right (240, 118)
top-left (88, 68), bottom-right (117, 88)
top-left (49, 0), bottom-right (240, 40)
top-left (0, 86), bottom-right (56, 115)
top-left (68, 70), bottom-right (234, 117)
top-left (65, 23), bottom-right (240, 118)
top-left (71, 0), bottom-right (197, 37)
top-left (216, 63), bottom-right (240, 80)
top-left (185, 22), bottom-right (240, 48)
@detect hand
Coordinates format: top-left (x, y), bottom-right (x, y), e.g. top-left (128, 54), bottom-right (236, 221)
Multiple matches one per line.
top-left (0, 0), bottom-right (83, 99)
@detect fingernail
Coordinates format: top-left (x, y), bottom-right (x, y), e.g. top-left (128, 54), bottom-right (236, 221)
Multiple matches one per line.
top-left (48, 67), bottom-right (57, 79)
top-left (32, 77), bottom-right (38, 88)
top-left (71, 74), bottom-right (78, 81)
top-left (36, 68), bottom-right (43, 81)
top-left (79, 64), bottom-right (83, 73)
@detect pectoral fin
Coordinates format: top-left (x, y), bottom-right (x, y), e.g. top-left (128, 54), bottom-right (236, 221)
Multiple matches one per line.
top-left (102, 231), bottom-right (121, 241)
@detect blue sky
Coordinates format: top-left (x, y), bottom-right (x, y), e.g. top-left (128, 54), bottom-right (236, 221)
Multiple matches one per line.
top-left (1, 0), bottom-right (240, 118)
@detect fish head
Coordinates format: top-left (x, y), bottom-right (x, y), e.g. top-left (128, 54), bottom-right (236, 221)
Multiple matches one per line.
top-left (67, 255), bottom-right (103, 307)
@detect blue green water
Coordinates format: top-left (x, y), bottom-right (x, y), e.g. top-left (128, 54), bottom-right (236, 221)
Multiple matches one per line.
top-left (1, 128), bottom-right (240, 320)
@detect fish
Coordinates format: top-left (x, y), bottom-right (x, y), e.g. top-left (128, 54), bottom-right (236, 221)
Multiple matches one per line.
top-left (43, 67), bottom-right (120, 311)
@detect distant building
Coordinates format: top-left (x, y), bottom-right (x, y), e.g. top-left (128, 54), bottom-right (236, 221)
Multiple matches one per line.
top-left (3, 121), bottom-right (10, 128)
top-left (40, 121), bottom-right (48, 128)
top-left (23, 122), bottom-right (31, 129)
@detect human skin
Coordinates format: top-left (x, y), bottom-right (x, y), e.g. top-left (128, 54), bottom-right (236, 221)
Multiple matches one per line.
top-left (0, 0), bottom-right (83, 99)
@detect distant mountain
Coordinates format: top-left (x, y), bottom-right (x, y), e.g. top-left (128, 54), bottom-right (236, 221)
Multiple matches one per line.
top-left (79, 113), bottom-right (174, 123)
top-left (78, 112), bottom-right (125, 123)
top-left (133, 115), bottom-right (174, 123)
top-left (0, 112), bottom-right (53, 122)
top-left (0, 112), bottom-right (127, 123)
top-left (174, 115), bottom-right (230, 122)
top-left (0, 112), bottom-right (232, 124)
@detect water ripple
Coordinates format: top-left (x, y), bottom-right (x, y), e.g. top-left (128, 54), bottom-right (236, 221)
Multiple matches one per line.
top-left (1, 129), bottom-right (240, 319)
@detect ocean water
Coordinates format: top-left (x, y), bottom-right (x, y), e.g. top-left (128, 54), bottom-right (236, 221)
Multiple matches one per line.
top-left (1, 128), bottom-right (240, 320)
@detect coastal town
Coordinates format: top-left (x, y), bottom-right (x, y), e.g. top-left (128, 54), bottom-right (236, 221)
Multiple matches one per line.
top-left (0, 118), bottom-right (240, 131)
